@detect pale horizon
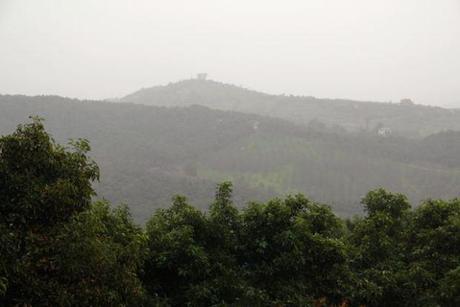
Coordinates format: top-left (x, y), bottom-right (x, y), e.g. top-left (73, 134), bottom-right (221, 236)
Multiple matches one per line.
top-left (1, 0), bottom-right (459, 107)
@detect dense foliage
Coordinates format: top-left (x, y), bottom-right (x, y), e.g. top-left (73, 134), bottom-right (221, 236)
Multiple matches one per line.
top-left (1, 119), bottom-right (459, 306)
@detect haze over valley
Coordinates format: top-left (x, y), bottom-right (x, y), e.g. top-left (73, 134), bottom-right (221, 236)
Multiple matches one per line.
top-left (1, 1), bottom-right (460, 305)
top-left (2, 78), bottom-right (460, 222)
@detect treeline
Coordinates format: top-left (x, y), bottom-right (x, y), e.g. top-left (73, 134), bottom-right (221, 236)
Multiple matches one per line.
top-left (1, 119), bottom-right (459, 306)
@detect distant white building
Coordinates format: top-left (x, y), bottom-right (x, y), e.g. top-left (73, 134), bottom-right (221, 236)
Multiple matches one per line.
top-left (196, 73), bottom-right (208, 80)
top-left (377, 127), bottom-right (392, 137)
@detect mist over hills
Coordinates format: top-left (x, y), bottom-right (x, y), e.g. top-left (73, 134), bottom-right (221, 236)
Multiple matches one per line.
top-left (1, 93), bottom-right (460, 222)
top-left (121, 78), bottom-right (460, 138)
top-left (3, 1), bottom-right (460, 304)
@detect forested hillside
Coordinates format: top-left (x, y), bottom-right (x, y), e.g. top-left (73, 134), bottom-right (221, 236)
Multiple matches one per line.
top-left (121, 78), bottom-right (460, 138)
top-left (1, 94), bottom-right (460, 222)
top-left (1, 120), bottom-right (459, 305)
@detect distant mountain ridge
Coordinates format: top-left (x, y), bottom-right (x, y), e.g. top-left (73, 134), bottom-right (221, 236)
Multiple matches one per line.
top-left (121, 78), bottom-right (460, 138)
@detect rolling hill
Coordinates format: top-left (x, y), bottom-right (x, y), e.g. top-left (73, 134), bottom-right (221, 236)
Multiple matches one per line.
top-left (1, 94), bottom-right (460, 222)
top-left (121, 78), bottom-right (460, 138)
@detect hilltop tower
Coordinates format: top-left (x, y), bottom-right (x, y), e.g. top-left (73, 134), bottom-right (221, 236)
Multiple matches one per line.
top-left (196, 73), bottom-right (208, 80)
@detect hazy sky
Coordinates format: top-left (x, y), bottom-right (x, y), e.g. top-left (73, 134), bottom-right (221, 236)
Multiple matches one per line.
top-left (1, 0), bottom-right (459, 106)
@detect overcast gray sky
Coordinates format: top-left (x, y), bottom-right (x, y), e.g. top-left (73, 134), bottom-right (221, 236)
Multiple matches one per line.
top-left (1, 0), bottom-right (459, 106)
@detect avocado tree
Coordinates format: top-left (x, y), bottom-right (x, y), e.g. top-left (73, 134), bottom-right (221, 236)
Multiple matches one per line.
top-left (143, 183), bottom-right (246, 306)
top-left (238, 194), bottom-right (352, 305)
top-left (348, 189), bottom-right (412, 306)
top-left (0, 118), bottom-right (149, 306)
top-left (407, 199), bottom-right (460, 306)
